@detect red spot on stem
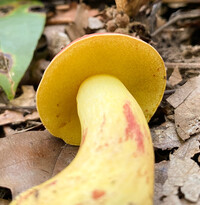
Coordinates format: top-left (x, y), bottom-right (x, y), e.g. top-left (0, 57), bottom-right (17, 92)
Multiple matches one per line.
top-left (44, 180), bottom-right (57, 188)
top-left (18, 189), bottom-right (35, 202)
top-left (81, 128), bottom-right (88, 145)
top-left (92, 190), bottom-right (106, 200)
top-left (123, 102), bottom-right (144, 153)
top-left (100, 114), bottom-right (106, 133)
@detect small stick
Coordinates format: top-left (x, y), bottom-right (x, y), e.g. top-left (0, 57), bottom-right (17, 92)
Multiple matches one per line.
top-left (165, 62), bottom-right (200, 69)
top-left (164, 89), bottom-right (176, 95)
top-left (163, 0), bottom-right (200, 3)
top-left (151, 9), bottom-right (200, 36)
top-left (0, 105), bottom-right (36, 111)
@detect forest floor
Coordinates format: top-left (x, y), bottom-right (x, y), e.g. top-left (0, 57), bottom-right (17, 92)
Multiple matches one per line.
top-left (1, 0), bottom-right (200, 204)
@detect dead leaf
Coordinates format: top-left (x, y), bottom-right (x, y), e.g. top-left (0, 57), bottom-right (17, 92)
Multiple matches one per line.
top-left (0, 199), bottom-right (10, 205)
top-left (0, 110), bottom-right (24, 126)
top-left (3, 126), bottom-right (16, 136)
top-left (0, 110), bottom-right (39, 126)
top-left (168, 67), bottom-right (182, 86)
top-left (44, 25), bottom-right (71, 57)
top-left (10, 86), bottom-right (36, 107)
top-left (0, 130), bottom-right (78, 198)
top-left (155, 161), bottom-right (170, 185)
top-left (65, 3), bottom-right (89, 41)
top-left (30, 59), bottom-right (50, 86)
top-left (52, 144), bottom-right (78, 177)
top-left (167, 76), bottom-right (199, 108)
top-left (167, 76), bottom-right (200, 140)
top-left (65, 3), bottom-right (99, 41)
top-left (151, 121), bottom-right (183, 150)
top-left (155, 134), bottom-right (200, 204)
top-left (154, 183), bottom-right (164, 205)
top-left (181, 174), bottom-right (200, 202)
top-left (154, 161), bottom-right (170, 205)
top-left (88, 17), bottom-right (104, 30)
top-left (47, 2), bottom-right (77, 25)
top-left (161, 195), bottom-right (183, 205)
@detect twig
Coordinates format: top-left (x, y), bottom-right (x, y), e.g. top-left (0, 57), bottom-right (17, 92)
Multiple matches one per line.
top-left (151, 9), bottom-right (200, 36)
top-left (162, 0), bottom-right (200, 3)
top-left (0, 105), bottom-right (36, 111)
top-left (165, 62), bottom-right (200, 69)
top-left (164, 89), bottom-right (176, 95)
top-left (12, 122), bottom-right (43, 135)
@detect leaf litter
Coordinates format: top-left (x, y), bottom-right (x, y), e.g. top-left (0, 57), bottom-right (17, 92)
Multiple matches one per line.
top-left (1, 0), bottom-right (200, 204)
top-left (0, 130), bottom-right (78, 198)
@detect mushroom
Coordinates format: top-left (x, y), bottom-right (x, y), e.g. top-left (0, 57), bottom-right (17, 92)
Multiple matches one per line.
top-left (11, 33), bottom-right (166, 205)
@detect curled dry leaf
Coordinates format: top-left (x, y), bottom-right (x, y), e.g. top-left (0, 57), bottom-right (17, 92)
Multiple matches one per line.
top-left (10, 86), bottom-right (36, 107)
top-left (65, 3), bottom-right (89, 41)
top-left (151, 121), bottom-right (183, 150)
top-left (167, 76), bottom-right (200, 140)
top-left (65, 3), bottom-right (99, 41)
top-left (44, 25), bottom-right (71, 58)
top-left (0, 131), bottom-right (78, 198)
top-left (155, 134), bottom-right (200, 204)
top-left (0, 110), bottom-right (39, 126)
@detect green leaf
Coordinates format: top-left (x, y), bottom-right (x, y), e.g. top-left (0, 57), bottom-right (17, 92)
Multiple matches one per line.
top-left (0, 0), bottom-right (45, 99)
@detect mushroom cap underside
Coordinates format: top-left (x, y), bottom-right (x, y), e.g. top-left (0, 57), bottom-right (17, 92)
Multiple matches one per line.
top-left (36, 33), bottom-right (166, 145)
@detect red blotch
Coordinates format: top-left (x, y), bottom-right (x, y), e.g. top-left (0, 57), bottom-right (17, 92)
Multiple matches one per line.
top-left (100, 114), bottom-right (106, 133)
top-left (81, 128), bottom-right (88, 145)
top-left (96, 145), bottom-right (102, 151)
top-left (118, 137), bottom-right (123, 143)
top-left (123, 102), bottom-right (144, 153)
top-left (19, 190), bottom-right (35, 202)
top-left (92, 190), bottom-right (106, 200)
top-left (44, 180), bottom-right (57, 188)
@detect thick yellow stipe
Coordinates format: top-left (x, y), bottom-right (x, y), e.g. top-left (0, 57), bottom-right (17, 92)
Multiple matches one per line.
top-left (11, 75), bottom-right (154, 205)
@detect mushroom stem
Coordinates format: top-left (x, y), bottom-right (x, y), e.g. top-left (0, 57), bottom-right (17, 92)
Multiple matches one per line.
top-left (11, 74), bottom-right (154, 205)
top-left (76, 74), bottom-right (154, 204)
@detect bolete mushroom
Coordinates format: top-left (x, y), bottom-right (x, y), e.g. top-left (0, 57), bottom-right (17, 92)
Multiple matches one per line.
top-left (11, 33), bottom-right (166, 205)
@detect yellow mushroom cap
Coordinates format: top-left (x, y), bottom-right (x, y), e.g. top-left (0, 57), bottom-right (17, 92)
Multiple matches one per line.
top-left (36, 33), bottom-right (166, 145)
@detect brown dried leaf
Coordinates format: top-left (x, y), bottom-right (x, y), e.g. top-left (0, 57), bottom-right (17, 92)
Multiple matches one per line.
top-left (88, 17), bottom-right (104, 30)
top-left (181, 174), bottom-right (200, 202)
top-left (161, 195), bottom-right (183, 205)
top-left (155, 135), bottom-right (200, 204)
top-left (151, 121), bottom-right (183, 150)
top-left (10, 86), bottom-right (36, 107)
top-left (0, 199), bottom-right (10, 205)
top-left (47, 2), bottom-right (77, 25)
top-left (0, 131), bottom-right (78, 198)
top-left (52, 144), bottom-right (78, 176)
top-left (167, 77), bottom-right (197, 108)
top-left (44, 25), bottom-right (70, 57)
top-left (167, 76), bottom-right (200, 140)
top-left (0, 110), bottom-right (39, 126)
top-left (65, 3), bottom-right (99, 41)
top-left (155, 161), bottom-right (170, 185)
top-left (154, 161), bottom-right (170, 205)
top-left (0, 110), bottom-right (24, 125)
top-left (65, 3), bottom-right (89, 41)
top-left (168, 67), bottom-right (182, 86)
